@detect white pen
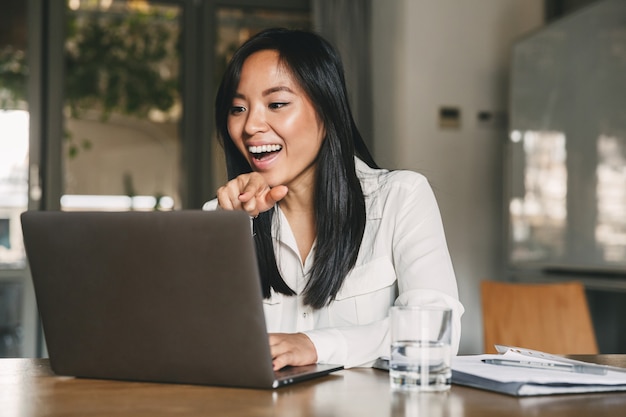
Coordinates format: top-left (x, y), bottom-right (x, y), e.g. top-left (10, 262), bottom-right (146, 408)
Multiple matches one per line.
top-left (481, 358), bottom-right (608, 375)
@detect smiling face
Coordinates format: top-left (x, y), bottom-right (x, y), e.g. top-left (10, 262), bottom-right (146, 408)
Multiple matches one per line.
top-left (227, 50), bottom-right (325, 191)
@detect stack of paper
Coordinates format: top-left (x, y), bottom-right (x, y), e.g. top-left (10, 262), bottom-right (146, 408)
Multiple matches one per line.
top-left (452, 347), bottom-right (626, 396)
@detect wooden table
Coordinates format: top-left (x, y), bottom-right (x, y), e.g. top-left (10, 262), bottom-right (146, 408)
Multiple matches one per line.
top-left (1, 356), bottom-right (625, 416)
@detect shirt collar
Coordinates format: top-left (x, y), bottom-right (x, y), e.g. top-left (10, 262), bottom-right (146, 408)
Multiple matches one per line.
top-left (355, 157), bottom-right (385, 220)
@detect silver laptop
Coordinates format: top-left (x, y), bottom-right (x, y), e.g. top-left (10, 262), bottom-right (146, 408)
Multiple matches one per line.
top-left (21, 210), bottom-right (342, 389)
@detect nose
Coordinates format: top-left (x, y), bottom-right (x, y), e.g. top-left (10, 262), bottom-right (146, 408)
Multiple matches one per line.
top-left (243, 105), bottom-right (268, 136)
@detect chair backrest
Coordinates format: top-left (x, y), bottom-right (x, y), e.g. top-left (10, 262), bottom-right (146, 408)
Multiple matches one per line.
top-left (481, 280), bottom-right (598, 354)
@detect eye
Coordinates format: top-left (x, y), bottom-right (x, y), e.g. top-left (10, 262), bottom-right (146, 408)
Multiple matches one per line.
top-left (269, 102), bottom-right (288, 110)
top-left (229, 106), bottom-right (246, 115)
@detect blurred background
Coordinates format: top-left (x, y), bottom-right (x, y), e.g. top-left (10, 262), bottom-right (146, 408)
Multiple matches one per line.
top-left (1, 0), bottom-right (624, 358)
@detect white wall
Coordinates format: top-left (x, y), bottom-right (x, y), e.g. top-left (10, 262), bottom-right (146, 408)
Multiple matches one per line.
top-left (64, 114), bottom-right (181, 207)
top-left (371, 0), bottom-right (544, 353)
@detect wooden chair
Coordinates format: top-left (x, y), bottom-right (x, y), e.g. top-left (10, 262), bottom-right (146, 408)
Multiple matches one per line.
top-left (481, 280), bottom-right (598, 354)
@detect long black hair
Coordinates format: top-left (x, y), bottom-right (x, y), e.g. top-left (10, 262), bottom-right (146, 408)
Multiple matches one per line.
top-left (215, 28), bottom-right (377, 309)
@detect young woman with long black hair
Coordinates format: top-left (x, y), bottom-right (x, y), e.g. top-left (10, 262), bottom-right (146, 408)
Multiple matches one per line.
top-left (204, 28), bottom-right (464, 370)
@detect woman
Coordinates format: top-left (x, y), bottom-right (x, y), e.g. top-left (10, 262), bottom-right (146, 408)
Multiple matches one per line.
top-left (204, 28), bottom-right (464, 370)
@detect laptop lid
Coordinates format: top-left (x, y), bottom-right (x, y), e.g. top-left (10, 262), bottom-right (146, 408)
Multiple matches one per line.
top-left (21, 210), bottom-right (342, 389)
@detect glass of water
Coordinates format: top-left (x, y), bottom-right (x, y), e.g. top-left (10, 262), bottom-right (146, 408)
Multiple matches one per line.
top-left (389, 305), bottom-right (452, 392)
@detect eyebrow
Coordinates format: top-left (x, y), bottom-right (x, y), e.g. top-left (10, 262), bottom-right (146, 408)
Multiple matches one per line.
top-left (233, 86), bottom-right (295, 100)
top-left (262, 86), bottom-right (294, 96)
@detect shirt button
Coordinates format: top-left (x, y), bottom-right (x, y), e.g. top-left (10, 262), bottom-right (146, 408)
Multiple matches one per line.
top-left (303, 312), bottom-right (307, 318)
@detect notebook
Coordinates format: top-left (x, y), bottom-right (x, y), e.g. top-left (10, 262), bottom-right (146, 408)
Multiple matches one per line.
top-left (451, 345), bottom-right (626, 396)
top-left (451, 352), bottom-right (626, 396)
top-left (20, 210), bottom-right (343, 389)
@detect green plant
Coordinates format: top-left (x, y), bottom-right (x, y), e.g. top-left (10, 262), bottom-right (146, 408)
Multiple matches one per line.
top-left (62, 7), bottom-right (180, 159)
top-left (0, 46), bottom-right (27, 109)
top-left (65, 8), bottom-right (180, 121)
top-left (0, 8), bottom-right (180, 119)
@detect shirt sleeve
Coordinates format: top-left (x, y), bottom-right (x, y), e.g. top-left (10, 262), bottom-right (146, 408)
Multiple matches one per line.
top-left (389, 172), bottom-right (464, 355)
top-left (306, 171), bottom-right (464, 367)
top-left (202, 199), bottom-right (218, 210)
top-left (304, 319), bottom-right (389, 368)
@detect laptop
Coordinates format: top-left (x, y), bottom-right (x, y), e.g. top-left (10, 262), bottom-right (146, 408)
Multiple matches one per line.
top-left (20, 210), bottom-right (343, 389)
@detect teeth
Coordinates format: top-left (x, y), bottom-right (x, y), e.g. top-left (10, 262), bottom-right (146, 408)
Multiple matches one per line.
top-left (248, 144), bottom-right (282, 154)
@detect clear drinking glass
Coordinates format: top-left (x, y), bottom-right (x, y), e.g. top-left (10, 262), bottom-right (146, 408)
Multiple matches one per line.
top-left (389, 306), bottom-right (452, 392)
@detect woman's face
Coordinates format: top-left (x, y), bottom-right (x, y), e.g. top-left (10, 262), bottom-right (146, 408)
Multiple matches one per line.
top-left (227, 49), bottom-right (325, 190)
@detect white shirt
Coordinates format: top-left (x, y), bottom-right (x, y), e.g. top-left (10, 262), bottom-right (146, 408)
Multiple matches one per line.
top-left (204, 158), bottom-right (464, 368)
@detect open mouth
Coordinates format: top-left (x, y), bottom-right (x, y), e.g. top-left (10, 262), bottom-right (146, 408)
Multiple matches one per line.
top-left (248, 144), bottom-right (283, 160)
